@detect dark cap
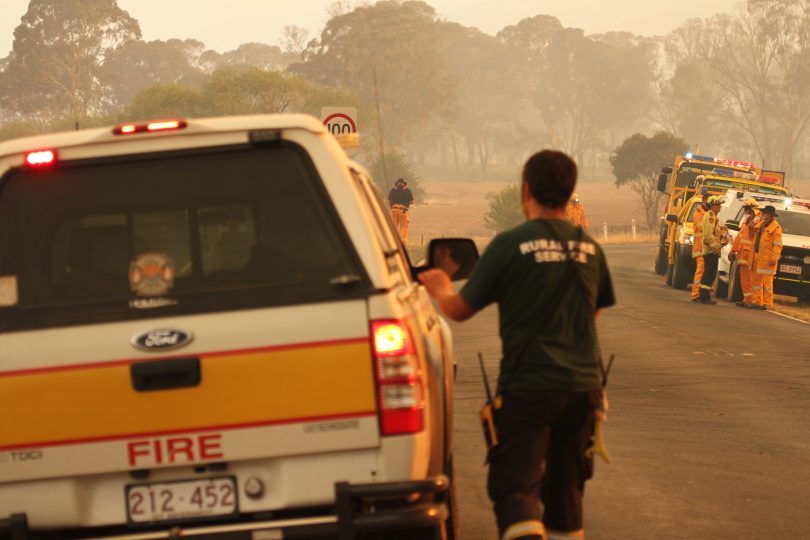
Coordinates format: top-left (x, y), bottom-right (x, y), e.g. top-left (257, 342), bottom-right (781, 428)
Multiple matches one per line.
top-left (700, 187), bottom-right (710, 196)
top-left (761, 205), bottom-right (778, 216)
top-left (395, 178), bottom-right (407, 186)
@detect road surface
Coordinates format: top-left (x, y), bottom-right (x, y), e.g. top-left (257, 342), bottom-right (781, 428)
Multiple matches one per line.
top-left (449, 242), bottom-right (810, 539)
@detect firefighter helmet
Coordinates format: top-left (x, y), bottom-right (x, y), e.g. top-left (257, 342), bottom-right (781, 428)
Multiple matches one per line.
top-left (742, 198), bottom-right (759, 209)
top-left (707, 195), bottom-right (723, 205)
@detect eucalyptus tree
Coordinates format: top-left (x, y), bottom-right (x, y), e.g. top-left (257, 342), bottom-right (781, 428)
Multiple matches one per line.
top-left (0, 0), bottom-right (141, 123)
top-left (102, 39), bottom-right (207, 110)
top-left (610, 131), bottom-right (688, 229)
top-left (290, 1), bottom-right (457, 152)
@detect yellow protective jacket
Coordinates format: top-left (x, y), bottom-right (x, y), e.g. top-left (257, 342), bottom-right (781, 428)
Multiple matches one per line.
top-left (700, 210), bottom-right (722, 255)
top-left (753, 219), bottom-right (783, 275)
top-left (730, 211), bottom-right (760, 267)
top-left (566, 204), bottom-right (588, 228)
top-left (692, 203), bottom-right (708, 258)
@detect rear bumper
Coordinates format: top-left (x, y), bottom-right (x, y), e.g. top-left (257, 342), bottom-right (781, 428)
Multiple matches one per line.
top-left (0, 476), bottom-right (449, 540)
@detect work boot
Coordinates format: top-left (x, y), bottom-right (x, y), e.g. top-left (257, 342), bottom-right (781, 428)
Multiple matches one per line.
top-left (735, 301), bottom-right (747, 308)
top-left (699, 290), bottom-right (716, 305)
top-left (759, 305), bottom-right (769, 311)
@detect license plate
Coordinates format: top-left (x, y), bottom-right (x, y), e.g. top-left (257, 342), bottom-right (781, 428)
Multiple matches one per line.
top-left (779, 264), bottom-right (802, 275)
top-left (126, 477), bottom-right (237, 524)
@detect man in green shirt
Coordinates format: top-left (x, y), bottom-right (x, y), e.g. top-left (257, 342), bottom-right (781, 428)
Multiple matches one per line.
top-left (419, 150), bottom-right (615, 540)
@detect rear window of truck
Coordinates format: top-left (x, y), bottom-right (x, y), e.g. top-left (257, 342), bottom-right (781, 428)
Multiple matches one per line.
top-left (0, 143), bottom-right (368, 331)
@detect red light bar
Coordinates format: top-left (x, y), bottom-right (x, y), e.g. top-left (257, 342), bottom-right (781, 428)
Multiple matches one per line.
top-left (113, 119), bottom-right (187, 135)
top-left (24, 149), bottom-right (57, 167)
top-left (758, 175), bottom-right (780, 185)
top-left (715, 158), bottom-right (756, 169)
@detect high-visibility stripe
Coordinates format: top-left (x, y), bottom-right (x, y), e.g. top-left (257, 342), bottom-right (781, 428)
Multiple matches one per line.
top-left (0, 341), bottom-right (376, 449)
top-left (756, 268), bottom-right (775, 275)
top-left (502, 520), bottom-right (545, 540)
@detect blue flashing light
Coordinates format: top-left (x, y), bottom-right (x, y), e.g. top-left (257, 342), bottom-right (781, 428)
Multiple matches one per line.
top-left (711, 168), bottom-right (734, 177)
top-left (687, 153), bottom-right (715, 162)
top-left (685, 152), bottom-right (693, 159)
top-left (785, 198), bottom-right (793, 207)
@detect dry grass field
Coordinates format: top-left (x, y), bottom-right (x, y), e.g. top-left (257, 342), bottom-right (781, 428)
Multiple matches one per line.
top-left (407, 167), bottom-right (810, 322)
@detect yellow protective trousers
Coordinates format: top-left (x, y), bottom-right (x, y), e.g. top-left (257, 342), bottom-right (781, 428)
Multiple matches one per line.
top-left (691, 256), bottom-right (704, 300)
top-left (390, 205), bottom-right (410, 245)
top-left (738, 263), bottom-right (753, 303)
top-left (750, 260), bottom-right (775, 308)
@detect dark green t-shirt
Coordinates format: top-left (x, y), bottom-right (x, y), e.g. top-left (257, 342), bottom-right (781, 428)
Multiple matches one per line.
top-left (460, 219), bottom-right (615, 394)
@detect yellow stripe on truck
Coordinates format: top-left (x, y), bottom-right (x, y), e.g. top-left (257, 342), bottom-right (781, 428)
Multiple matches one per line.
top-left (0, 340), bottom-right (375, 449)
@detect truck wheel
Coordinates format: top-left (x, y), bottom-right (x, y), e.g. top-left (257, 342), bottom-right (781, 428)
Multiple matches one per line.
top-left (798, 293), bottom-right (810, 307)
top-left (654, 244), bottom-right (668, 275)
top-left (671, 246), bottom-right (691, 290)
top-left (728, 263), bottom-right (743, 302)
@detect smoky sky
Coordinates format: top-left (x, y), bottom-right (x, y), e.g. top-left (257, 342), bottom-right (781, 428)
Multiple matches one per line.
top-left (1, 0), bottom-right (741, 55)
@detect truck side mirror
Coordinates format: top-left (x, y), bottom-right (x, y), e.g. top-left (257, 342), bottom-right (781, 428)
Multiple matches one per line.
top-left (657, 173), bottom-right (669, 193)
top-left (666, 214), bottom-right (678, 223)
top-left (427, 238), bottom-right (479, 281)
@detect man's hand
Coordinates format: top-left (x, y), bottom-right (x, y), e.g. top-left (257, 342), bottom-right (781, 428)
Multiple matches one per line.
top-left (418, 269), bottom-right (476, 322)
top-left (728, 252), bottom-right (736, 262)
top-left (418, 268), bottom-right (453, 297)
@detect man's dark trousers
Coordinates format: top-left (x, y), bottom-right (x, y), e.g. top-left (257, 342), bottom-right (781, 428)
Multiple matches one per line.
top-left (488, 390), bottom-right (598, 536)
top-left (700, 252), bottom-right (719, 301)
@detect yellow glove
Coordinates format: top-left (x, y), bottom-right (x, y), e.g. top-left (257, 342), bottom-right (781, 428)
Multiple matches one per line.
top-left (585, 393), bottom-right (612, 464)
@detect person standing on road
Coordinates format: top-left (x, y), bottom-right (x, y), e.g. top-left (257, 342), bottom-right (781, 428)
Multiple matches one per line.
top-left (388, 178), bottom-right (414, 245)
top-left (697, 195), bottom-right (724, 305)
top-left (728, 199), bottom-right (760, 307)
top-left (691, 188), bottom-right (711, 302)
top-left (750, 205), bottom-right (783, 310)
top-left (565, 193), bottom-right (589, 229)
top-left (418, 150), bottom-right (615, 540)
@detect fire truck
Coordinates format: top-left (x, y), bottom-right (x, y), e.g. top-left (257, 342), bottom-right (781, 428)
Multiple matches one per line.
top-left (653, 153), bottom-right (788, 288)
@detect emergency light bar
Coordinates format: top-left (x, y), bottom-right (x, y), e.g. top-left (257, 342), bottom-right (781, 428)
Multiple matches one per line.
top-left (113, 119), bottom-right (187, 135)
top-left (685, 153), bottom-right (756, 170)
top-left (758, 175), bottom-right (780, 185)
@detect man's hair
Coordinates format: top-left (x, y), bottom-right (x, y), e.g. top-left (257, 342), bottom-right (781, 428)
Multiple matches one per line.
top-left (522, 150), bottom-right (577, 209)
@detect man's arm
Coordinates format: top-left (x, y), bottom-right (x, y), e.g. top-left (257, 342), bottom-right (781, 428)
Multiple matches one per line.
top-left (418, 269), bottom-right (477, 321)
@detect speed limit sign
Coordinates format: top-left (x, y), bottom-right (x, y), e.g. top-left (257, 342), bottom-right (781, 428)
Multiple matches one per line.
top-left (321, 107), bottom-right (358, 136)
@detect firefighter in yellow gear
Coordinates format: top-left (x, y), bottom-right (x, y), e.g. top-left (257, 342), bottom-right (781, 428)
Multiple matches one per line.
top-left (728, 199), bottom-right (761, 307)
top-left (697, 195), bottom-right (724, 304)
top-left (387, 178), bottom-right (414, 244)
top-left (750, 205), bottom-right (783, 310)
top-left (691, 188), bottom-right (711, 302)
top-left (566, 193), bottom-right (589, 229)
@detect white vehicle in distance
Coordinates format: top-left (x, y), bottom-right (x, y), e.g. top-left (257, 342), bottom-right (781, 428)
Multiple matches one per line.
top-left (0, 114), bottom-right (478, 539)
top-left (717, 190), bottom-right (810, 304)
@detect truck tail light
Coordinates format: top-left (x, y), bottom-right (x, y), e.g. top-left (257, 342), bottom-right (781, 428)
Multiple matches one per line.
top-left (371, 320), bottom-right (424, 436)
top-left (24, 149), bottom-right (57, 168)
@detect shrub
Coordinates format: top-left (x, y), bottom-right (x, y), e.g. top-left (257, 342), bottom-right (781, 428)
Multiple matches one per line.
top-left (484, 184), bottom-right (523, 232)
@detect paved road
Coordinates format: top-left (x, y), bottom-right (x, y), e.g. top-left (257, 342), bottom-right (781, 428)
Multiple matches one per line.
top-left (448, 242), bottom-right (810, 540)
